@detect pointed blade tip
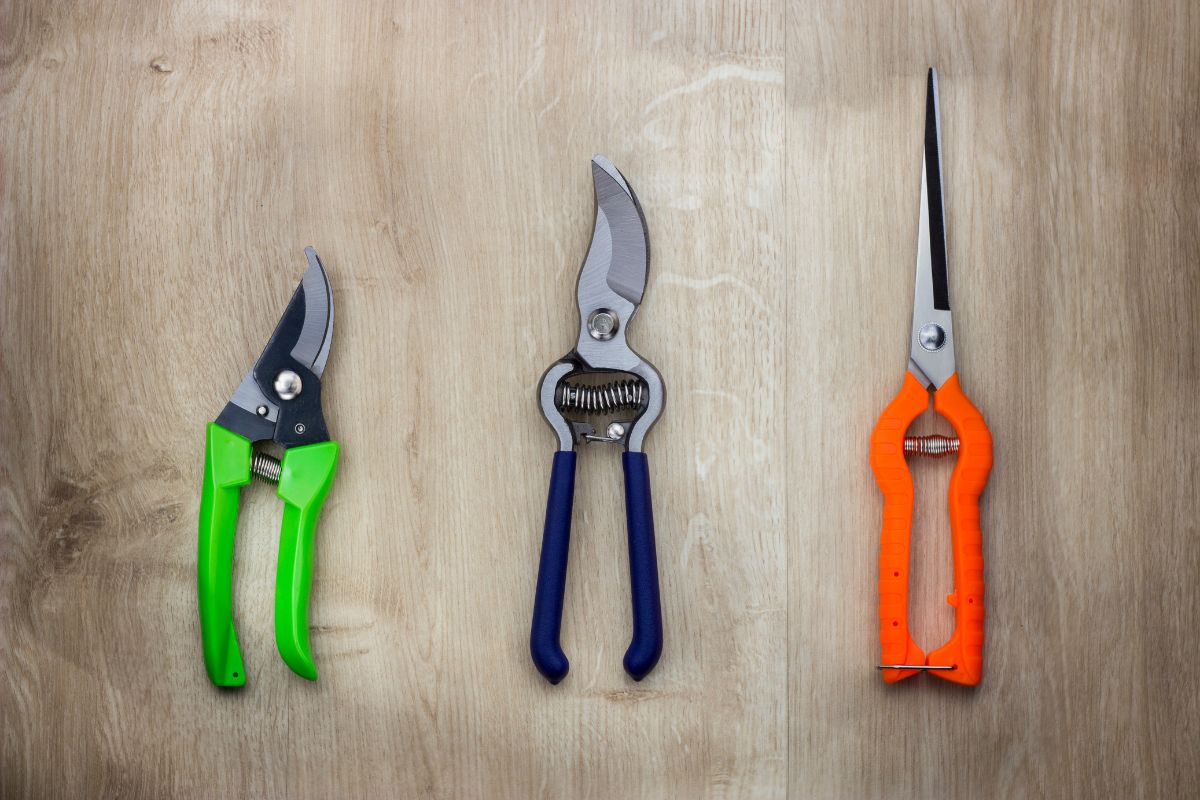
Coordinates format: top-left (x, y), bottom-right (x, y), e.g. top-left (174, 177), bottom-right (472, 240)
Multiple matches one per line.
top-left (298, 247), bottom-right (334, 376)
top-left (303, 246), bottom-right (327, 277)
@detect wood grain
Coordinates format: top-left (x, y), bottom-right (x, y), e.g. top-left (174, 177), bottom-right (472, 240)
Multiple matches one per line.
top-left (0, 1), bottom-right (1195, 798)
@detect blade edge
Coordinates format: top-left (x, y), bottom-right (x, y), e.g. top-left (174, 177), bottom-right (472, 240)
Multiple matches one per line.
top-left (925, 68), bottom-right (950, 311)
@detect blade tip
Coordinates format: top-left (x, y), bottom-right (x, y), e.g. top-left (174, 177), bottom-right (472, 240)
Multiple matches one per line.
top-left (303, 246), bottom-right (329, 278)
top-left (590, 154), bottom-right (632, 197)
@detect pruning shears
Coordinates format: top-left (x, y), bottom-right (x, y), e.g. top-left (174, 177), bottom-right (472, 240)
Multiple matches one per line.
top-left (198, 247), bottom-right (340, 686)
top-left (870, 70), bottom-right (993, 685)
top-left (531, 156), bottom-right (665, 684)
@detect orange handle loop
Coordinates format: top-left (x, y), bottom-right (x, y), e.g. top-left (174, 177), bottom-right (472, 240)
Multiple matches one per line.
top-left (927, 373), bottom-right (992, 685)
top-left (870, 372), bottom-right (993, 685)
top-left (870, 373), bottom-right (928, 683)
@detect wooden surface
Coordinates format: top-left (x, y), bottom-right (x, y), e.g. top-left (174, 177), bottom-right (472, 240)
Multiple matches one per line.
top-left (1, 1), bottom-right (1197, 797)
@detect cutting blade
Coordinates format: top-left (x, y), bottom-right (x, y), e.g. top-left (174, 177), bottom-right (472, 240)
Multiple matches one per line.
top-left (578, 155), bottom-right (650, 309)
top-left (908, 68), bottom-right (956, 390)
top-left (922, 68), bottom-right (949, 312)
top-left (217, 248), bottom-right (335, 442)
top-left (293, 247), bottom-right (334, 377)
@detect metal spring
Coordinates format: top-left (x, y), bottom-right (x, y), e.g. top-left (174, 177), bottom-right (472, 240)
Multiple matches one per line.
top-left (251, 452), bottom-right (282, 483)
top-left (904, 434), bottom-right (960, 458)
top-left (555, 378), bottom-right (646, 415)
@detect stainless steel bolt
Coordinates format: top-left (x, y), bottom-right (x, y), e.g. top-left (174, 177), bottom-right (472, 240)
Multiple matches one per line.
top-left (918, 323), bottom-right (946, 352)
top-left (274, 370), bottom-right (302, 400)
top-left (588, 309), bottom-right (618, 340)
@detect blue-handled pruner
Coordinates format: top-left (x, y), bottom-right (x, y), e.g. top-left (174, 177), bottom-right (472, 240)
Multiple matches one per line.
top-left (531, 156), bottom-right (665, 684)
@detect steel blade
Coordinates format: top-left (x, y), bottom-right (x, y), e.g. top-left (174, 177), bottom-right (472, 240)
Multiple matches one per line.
top-left (923, 68), bottom-right (949, 311)
top-left (908, 68), bottom-right (956, 390)
top-left (584, 155), bottom-right (649, 307)
top-left (291, 247), bottom-right (334, 377)
top-left (217, 249), bottom-right (334, 441)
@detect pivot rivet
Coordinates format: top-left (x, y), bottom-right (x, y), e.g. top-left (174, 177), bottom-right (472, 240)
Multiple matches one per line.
top-left (918, 323), bottom-right (946, 352)
top-left (588, 309), bottom-right (619, 341)
top-left (274, 370), bottom-right (302, 400)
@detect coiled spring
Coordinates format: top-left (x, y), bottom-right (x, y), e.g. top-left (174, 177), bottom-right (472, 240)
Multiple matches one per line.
top-left (904, 434), bottom-right (960, 458)
top-left (251, 452), bottom-right (282, 483)
top-left (555, 378), bottom-right (646, 415)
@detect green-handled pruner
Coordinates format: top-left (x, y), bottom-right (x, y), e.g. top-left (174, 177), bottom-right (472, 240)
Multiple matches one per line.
top-left (198, 247), bottom-right (339, 686)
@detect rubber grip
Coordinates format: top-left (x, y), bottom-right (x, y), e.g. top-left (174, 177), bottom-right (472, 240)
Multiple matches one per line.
top-left (530, 451), bottom-right (576, 684)
top-left (870, 373), bottom-right (929, 683)
top-left (274, 440), bottom-right (339, 681)
top-left (197, 423), bottom-right (252, 687)
top-left (621, 452), bottom-right (662, 680)
top-left (927, 373), bottom-right (992, 685)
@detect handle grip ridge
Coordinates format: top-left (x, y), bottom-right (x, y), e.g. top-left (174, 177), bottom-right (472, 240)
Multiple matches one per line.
top-left (870, 374), bottom-right (929, 683)
top-left (622, 452), bottom-right (662, 680)
top-left (274, 441), bottom-right (339, 681)
top-left (197, 423), bottom-right (252, 687)
top-left (928, 373), bottom-right (992, 685)
top-left (531, 451), bottom-right (577, 684)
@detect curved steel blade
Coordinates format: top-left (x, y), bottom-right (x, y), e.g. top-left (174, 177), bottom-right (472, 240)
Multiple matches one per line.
top-left (294, 247), bottom-right (334, 377)
top-left (578, 155), bottom-right (649, 310)
top-left (251, 247), bottom-right (333, 381)
top-left (217, 248), bottom-right (334, 441)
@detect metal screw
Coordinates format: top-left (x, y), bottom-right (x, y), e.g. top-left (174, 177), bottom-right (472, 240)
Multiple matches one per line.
top-left (606, 422), bottom-right (625, 440)
top-left (588, 309), bottom-right (619, 341)
top-left (918, 323), bottom-right (946, 351)
top-left (256, 405), bottom-right (269, 417)
top-left (294, 423), bottom-right (306, 435)
top-left (274, 370), bottom-right (302, 400)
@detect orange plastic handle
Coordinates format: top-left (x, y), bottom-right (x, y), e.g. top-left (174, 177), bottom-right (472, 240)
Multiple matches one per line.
top-left (870, 372), bottom-right (992, 685)
top-left (927, 373), bottom-right (992, 684)
top-left (870, 372), bottom-right (929, 683)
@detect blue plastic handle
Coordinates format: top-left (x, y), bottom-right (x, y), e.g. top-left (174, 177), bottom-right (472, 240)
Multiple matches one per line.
top-left (622, 451), bottom-right (662, 680)
top-left (530, 451), bottom-right (577, 683)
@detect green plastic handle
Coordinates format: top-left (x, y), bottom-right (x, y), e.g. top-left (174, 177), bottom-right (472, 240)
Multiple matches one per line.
top-left (274, 440), bottom-right (339, 680)
top-left (197, 422), bottom-right (251, 687)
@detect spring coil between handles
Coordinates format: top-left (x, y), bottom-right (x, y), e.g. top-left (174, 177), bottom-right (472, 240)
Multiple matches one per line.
top-left (904, 434), bottom-right (959, 458)
top-left (555, 378), bottom-right (646, 415)
top-left (251, 452), bottom-right (282, 483)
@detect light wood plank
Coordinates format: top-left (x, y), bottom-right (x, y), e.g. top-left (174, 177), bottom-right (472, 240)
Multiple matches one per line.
top-left (0, 1), bottom-right (1195, 798)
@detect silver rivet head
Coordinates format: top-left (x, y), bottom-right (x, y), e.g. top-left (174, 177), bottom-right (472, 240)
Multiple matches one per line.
top-left (606, 422), bottom-right (626, 439)
top-left (918, 323), bottom-right (946, 352)
top-left (255, 405), bottom-right (269, 417)
top-left (274, 370), bottom-right (302, 400)
top-left (294, 423), bottom-right (306, 435)
top-left (588, 309), bottom-right (618, 341)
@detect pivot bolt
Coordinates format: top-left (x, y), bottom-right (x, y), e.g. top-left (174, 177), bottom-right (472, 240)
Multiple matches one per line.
top-left (918, 323), bottom-right (946, 352)
top-left (588, 309), bottom-right (619, 341)
top-left (606, 422), bottom-right (626, 440)
top-left (274, 370), bottom-right (302, 400)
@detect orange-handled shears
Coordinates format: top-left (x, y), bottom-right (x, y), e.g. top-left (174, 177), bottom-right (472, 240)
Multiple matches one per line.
top-left (870, 69), bottom-right (993, 686)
